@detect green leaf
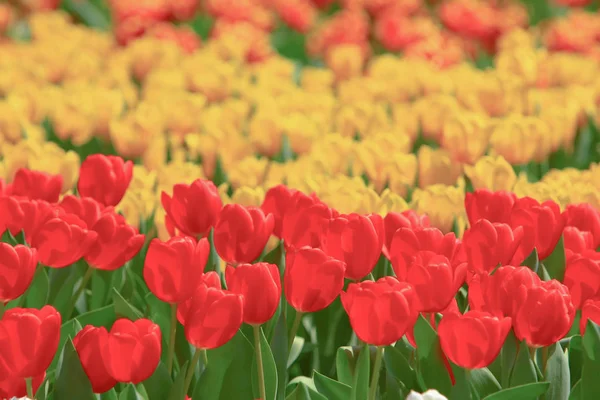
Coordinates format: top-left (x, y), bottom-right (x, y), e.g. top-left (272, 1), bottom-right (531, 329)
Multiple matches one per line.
top-left (522, 248), bottom-right (540, 273)
top-left (113, 288), bottom-right (143, 320)
top-left (336, 347), bottom-right (355, 387)
top-left (509, 341), bottom-right (537, 387)
top-left (351, 345), bottom-right (370, 400)
top-left (252, 327), bottom-right (278, 400)
top-left (569, 335), bottom-right (583, 385)
top-left (91, 269), bottom-right (113, 309)
top-left (569, 380), bottom-right (581, 400)
top-left (286, 382), bottom-right (327, 400)
top-left (25, 267), bottom-right (49, 308)
top-left (414, 314), bottom-right (453, 395)
top-left (100, 389), bottom-right (119, 400)
top-left (500, 330), bottom-right (519, 387)
top-left (313, 371), bottom-right (352, 399)
top-left (384, 345), bottom-right (417, 393)
top-left (543, 236), bottom-right (566, 282)
top-left (143, 362), bottom-right (172, 400)
top-left (61, 0), bottom-right (111, 30)
top-left (193, 331), bottom-right (255, 400)
top-left (449, 364), bottom-right (472, 400)
top-left (270, 311), bottom-right (289, 400)
top-left (54, 339), bottom-right (95, 400)
top-left (288, 337), bottom-right (305, 368)
top-left (119, 384), bottom-right (145, 400)
top-left (583, 321), bottom-right (600, 360)
top-left (48, 266), bottom-right (78, 316)
top-left (582, 322), bottom-right (600, 399)
top-left (144, 293), bottom-right (172, 359)
top-left (49, 318), bottom-right (83, 372)
top-left (76, 304), bottom-right (117, 328)
top-left (544, 343), bottom-right (570, 400)
top-left (482, 382), bottom-right (550, 400)
top-left (167, 362), bottom-right (189, 400)
top-left (469, 368), bottom-right (501, 399)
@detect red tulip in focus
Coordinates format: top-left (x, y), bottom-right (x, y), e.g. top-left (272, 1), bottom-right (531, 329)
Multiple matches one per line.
top-left (461, 220), bottom-right (524, 275)
top-left (144, 236), bottom-right (210, 303)
top-left (389, 227), bottom-right (463, 281)
top-left (161, 179), bottom-right (223, 238)
top-left (465, 190), bottom-right (516, 225)
top-left (225, 263), bottom-right (281, 325)
top-left (322, 213), bottom-right (384, 281)
top-left (341, 277), bottom-right (419, 346)
top-left (0, 243), bottom-right (37, 303)
top-left (407, 251), bottom-right (466, 313)
top-left (0, 195), bottom-right (26, 237)
top-left (3, 199), bottom-right (57, 244)
top-left (580, 299), bottom-right (600, 335)
top-left (78, 155), bottom-right (133, 207)
top-left (509, 197), bottom-right (565, 260)
top-left (177, 272), bottom-right (221, 325)
top-left (213, 204), bottom-right (274, 264)
top-left (0, 371), bottom-right (45, 400)
top-left (285, 246), bottom-right (346, 313)
top-left (85, 212), bottom-right (145, 271)
top-left (73, 326), bottom-right (117, 393)
top-left (468, 265), bottom-right (542, 318)
top-left (382, 210), bottom-right (430, 259)
top-left (261, 184), bottom-right (299, 238)
top-left (438, 311), bottom-right (512, 369)
top-left (281, 191), bottom-right (333, 250)
top-left (59, 195), bottom-right (114, 229)
top-left (513, 280), bottom-right (575, 348)
top-left (11, 168), bottom-right (63, 203)
top-left (564, 203), bottom-right (600, 249)
top-left (184, 284), bottom-right (244, 349)
top-left (102, 318), bottom-right (162, 384)
top-left (563, 226), bottom-right (595, 255)
top-left (31, 213), bottom-right (98, 268)
top-left (563, 251), bottom-right (600, 309)
top-left (0, 306), bottom-right (61, 378)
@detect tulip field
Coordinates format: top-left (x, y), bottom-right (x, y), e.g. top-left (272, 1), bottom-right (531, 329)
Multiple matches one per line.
top-left (2, 0), bottom-right (600, 399)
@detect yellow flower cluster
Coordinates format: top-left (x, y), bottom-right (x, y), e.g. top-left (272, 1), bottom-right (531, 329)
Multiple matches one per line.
top-left (1, 13), bottom-right (600, 238)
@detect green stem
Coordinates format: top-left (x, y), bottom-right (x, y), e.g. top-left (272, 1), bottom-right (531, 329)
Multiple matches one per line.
top-left (202, 348), bottom-right (208, 366)
top-left (25, 377), bottom-right (34, 399)
top-left (183, 348), bottom-right (204, 396)
top-left (254, 325), bottom-right (267, 400)
top-left (287, 311), bottom-right (304, 353)
top-left (369, 346), bottom-right (384, 400)
top-left (166, 303), bottom-right (177, 375)
top-left (65, 267), bottom-right (94, 319)
top-left (541, 346), bottom-right (549, 375)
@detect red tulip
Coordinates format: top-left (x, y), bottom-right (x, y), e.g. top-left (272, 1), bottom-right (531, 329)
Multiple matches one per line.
top-left (563, 226), bottom-right (595, 255)
top-left (389, 227), bottom-right (463, 281)
top-left (580, 299), bottom-right (600, 335)
top-left (461, 220), bottom-right (524, 275)
top-left (405, 298), bottom-right (459, 347)
top-left (214, 205), bottom-right (274, 264)
top-left (281, 191), bottom-right (333, 249)
top-left (144, 236), bottom-right (209, 303)
top-left (563, 250), bottom-right (600, 309)
top-left (2, 199), bottom-right (58, 244)
top-left (509, 197), bottom-right (565, 260)
top-left (77, 154), bottom-right (133, 207)
top-left (0, 196), bottom-right (25, 237)
top-left (0, 243), bottom-right (37, 302)
top-left (564, 203), bottom-right (600, 249)
top-left (0, 371), bottom-right (45, 399)
top-left (322, 213), bottom-right (384, 281)
top-left (285, 246), bottom-right (346, 313)
top-left (59, 195), bottom-right (114, 229)
top-left (407, 251), bottom-right (466, 313)
top-left (30, 212), bottom-right (97, 268)
top-left (11, 168), bottom-right (63, 203)
top-left (0, 306), bottom-right (61, 378)
top-left (85, 212), bottom-right (145, 271)
top-left (438, 311), bottom-right (511, 369)
top-left (225, 263), bottom-right (281, 325)
top-left (468, 265), bottom-right (541, 318)
top-left (465, 190), bottom-right (516, 225)
top-left (382, 210), bottom-right (430, 259)
top-left (261, 184), bottom-right (299, 238)
top-left (184, 284), bottom-right (244, 349)
top-left (73, 326), bottom-right (117, 393)
top-left (102, 318), bottom-right (162, 384)
top-left (341, 277), bottom-right (419, 346)
top-left (177, 272), bottom-right (221, 325)
top-left (161, 179), bottom-right (222, 237)
top-left (513, 279), bottom-right (575, 347)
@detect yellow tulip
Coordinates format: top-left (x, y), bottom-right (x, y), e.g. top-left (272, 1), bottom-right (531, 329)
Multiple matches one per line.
top-left (442, 111), bottom-right (492, 164)
top-left (411, 184), bottom-right (466, 235)
top-left (417, 146), bottom-right (463, 188)
top-left (464, 155), bottom-right (517, 192)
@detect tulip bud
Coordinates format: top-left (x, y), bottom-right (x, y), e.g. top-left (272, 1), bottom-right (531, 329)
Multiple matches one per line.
top-left (177, 272), bottom-right (221, 325)
top-left (0, 243), bottom-right (38, 303)
top-left (564, 203), bottom-right (600, 249)
top-left (563, 251), bottom-right (600, 309)
top-left (73, 326), bottom-right (117, 393)
top-left (382, 210), bottom-right (430, 259)
top-left (580, 299), bottom-right (600, 335)
top-left (78, 155), bottom-right (133, 207)
top-left (11, 168), bottom-right (63, 203)
top-left (261, 185), bottom-right (299, 238)
top-left (465, 189), bottom-right (516, 226)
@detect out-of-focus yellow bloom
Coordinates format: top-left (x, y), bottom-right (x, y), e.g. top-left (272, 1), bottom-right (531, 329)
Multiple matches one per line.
top-left (127, 38), bottom-right (183, 82)
top-left (411, 183), bottom-right (466, 235)
top-left (182, 54), bottom-right (237, 102)
top-left (142, 133), bottom-right (168, 171)
top-left (464, 155), bottom-right (517, 192)
top-left (378, 189), bottom-right (410, 214)
top-left (281, 113), bottom-right (320, 155)
top-left (489, 115), bottom-right (549, 165)
top-left (156, 161), bottom-right (205, 194)
top-left (335, 102), bottom-right (390, 139)
top-left (417, 146), bottom-right (463, 188)
top-left (496, 28), bottom-right (536, 52)
top-left (249, 111), bottom-right (284, 157)
top-left (0, 102), bottom-right (23, 144)
top-left (219, 184), bottom-right (266, 207)
top-left (496, 47), bottom-right (543, 86)
top-left (326, 44), bottom-right (364, 82)
top-left (512, 173), bottom-right (564, 206)
top-left (442, 111), bottom-right (492, 164)
top-left (541, 53), bottom-right (598, 87)
top-left (227, 156), bottom-right (270, 189)
top-left (154, 207), bottom-right (172, 241)
top-left (366, 57), bottom-right (422, 102)
top-left (144, 68), bottom-right (187, 95)
top-left (50, 90), bottom-right (97, 146)
top-left (301, 67), bottom-right (335, 93)
top-left (110, 102), bottom-right (165, 159)
top-left (130, 165), bottom-right (158, 193)
top-left (392, 103), bottom-right (419, 144)
top-left (118, 188), bottom-right (157, 227)
top-left (457, 71), bottom-right (526, 117)
top-left (156, 91), bottom-right (206, 135)
top-left (2, 141), bottom-right (39, 181)
top-left (28, 144), bottom-right (81, 193)
top-left (413, 94), bottom-right (462, 142)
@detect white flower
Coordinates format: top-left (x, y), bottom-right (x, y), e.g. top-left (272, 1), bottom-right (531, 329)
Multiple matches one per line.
top-left (406, 389), bottom-right (448, 400)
